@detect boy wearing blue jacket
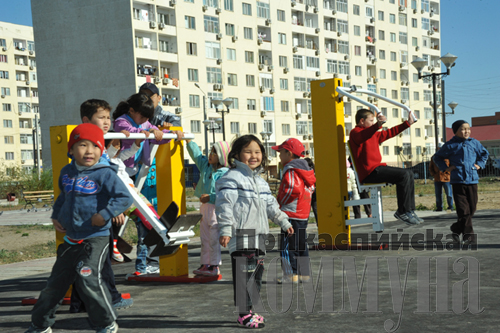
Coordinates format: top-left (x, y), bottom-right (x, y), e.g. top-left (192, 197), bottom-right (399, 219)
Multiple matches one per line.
top-left (433, 120), bottom-right (489, 246)
top-left (26, 124), bottom-right (133, 333)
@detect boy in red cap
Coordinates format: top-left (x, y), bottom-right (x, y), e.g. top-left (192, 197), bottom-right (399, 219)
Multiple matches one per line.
top-left (26, 123), bottom-right (133, 333)
top-left (272, 138), bottom-right (316, 283)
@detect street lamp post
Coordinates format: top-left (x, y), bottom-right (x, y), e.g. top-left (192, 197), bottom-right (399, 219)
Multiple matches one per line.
top-left (411, 53), bottom-right (457, 151)
top-left (203, 118), bottom-right (222, 144)
top-left (211, 98), bottom-right (232, 141)
top-left (443, 101), bottom-right (458, 142)
top-left (194, 83), bottom-right (209, 156)
top-left (260, 130), bottom-right (272, 178)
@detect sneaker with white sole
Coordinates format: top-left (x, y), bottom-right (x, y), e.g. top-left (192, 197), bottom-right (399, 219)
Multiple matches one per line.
top-left (410, 211), bottom-right (424, 223)
top-left (113, 297), bottom-right (133, 310)
top-left (193, 264), bottom-right (209, 275)
top-left (202, 265), bottom-right (220, 276)
top-left (145, 265), bottom-right (159, 274)
top-left (25, 324), bottom-right (52, 333)
top-left (394, 211), bottom-right (420, 225)
top-left (95, 321), bottom-right (119, 333)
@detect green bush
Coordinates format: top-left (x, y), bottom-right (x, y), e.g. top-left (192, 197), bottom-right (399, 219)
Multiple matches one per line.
top-left (0, 164), bottom-right (53, 199)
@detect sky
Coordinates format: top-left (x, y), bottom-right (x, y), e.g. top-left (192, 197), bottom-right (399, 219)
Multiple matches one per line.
top-left (1, 0), bottom-right (499, 127)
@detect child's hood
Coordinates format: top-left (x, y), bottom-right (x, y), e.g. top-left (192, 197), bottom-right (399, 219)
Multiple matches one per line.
top-left (283, 159), bottom-right (316, 187)
top-left (70, 159), bottom-right (119, 173)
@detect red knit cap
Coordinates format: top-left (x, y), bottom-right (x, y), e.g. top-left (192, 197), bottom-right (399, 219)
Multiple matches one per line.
top-left (68, 123), bottom-right (105, 155)
top-left (271, 138), bottom-right (305, 157)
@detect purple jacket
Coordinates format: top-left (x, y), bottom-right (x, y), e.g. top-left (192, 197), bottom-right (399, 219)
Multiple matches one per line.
top-left (113, 114), bottom-right (172, 168)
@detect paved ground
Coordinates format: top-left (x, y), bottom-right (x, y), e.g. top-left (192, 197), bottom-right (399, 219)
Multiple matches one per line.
top-left (1, 210), bottom-right (499, 332)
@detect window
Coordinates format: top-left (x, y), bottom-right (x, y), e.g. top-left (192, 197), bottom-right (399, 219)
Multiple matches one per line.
top-left (415, 128), bottom-right (421, 137)
top-left (306, 56), bottom-right (320, 69)
top-left (206, 67), bottom-right (222, 83)
top-left (205, 41), bottom-right (221, 59)
top-left (411, 0), bottom-right (417, 10)
top-left (391, 71), bottom-right (397, 81)
top-left (424, 90), bottom-right (432, 102)
top-left (400, 50), bottom-right (408, 64)
top-left (204, 15), bottom-right (219, 33)
top-left (242, 2), bottom-right (252, 15)
top-left (248, 122), bottom-right (257, 134)
top-left (191, 120), bottom-right (201, 133)
top-left (378, 30), bottom-right (385, 41)
top-left (294, 77), bottom-right (307, 91)
top-left (337, 0), bottom-right (348, 13)
top-left (230, 122), bottom-right (240, 134)
top-left (280, 78), bottom-right (288, 90)
top-left (353, 5), bottom-right (360, 15)
top-left (379, 49), bottom-right (386, 59)
top-left (389, 14), bottom-right (396, 24)
top-left (246, 75), bottom-right (255, 87)
top-left (412, 18), bottom-right (417, 28)
top-left (422, 18), bottom-right (430, 30)
top-left (278, 33), bottom-right (287, 44)
top-left (281, 101), bottom-right (289, 112)
top-left (401, 87), bottom-right (409, 101)
top-left (18, 103), bottom-right (30, 113)
top-left (412, 37), bottom-right (418, 47)
top-left (260, 76), bottom-right (273, 89)
top-left (225, 23), bottom-right (235, 36)
top-left (338, 41), bottom-right (349, 54)
top-left (186, 42), bottom-right (197, 55)
top-left (282, 124), bottom-right (290, 135)
top-left (399, 32), bottom-right (407, 44)
top-left (227, 73), bottom-right (237, 86)
top-left (244, 27), bottom-right (253, 40)
top-left (0, 71), bottom-right (9, 79)
top-left (4, 136), bottom-right (14, 144)
top-left (422, 0), bottom-right (430, 12)
top-left (0, 39), bottom-right (5, 47)
top-left (0, 55), bottom-right (7, 63)
top-left (185, 16), bottom-right (196, 29)
top-left (390, 51), bottom-right (397, 61)
top-left (277, 9), bottom-right (285, 22)
top-left (366, 6), bottom-right (373, 17)
top-left (376, 70), bottom-right (384, 81)
top-left (338, 61), bottom-right (350, 75)
top-left (3, 119), bottom-right (13, 128)
top-left (355, 66), bottom-right (362, 76)
top-left (188, 68), bottom-right (199, 82)
top-left (380, 88), bottom-right (387, 97)
top-left (224, 0), bottom-right (234, 11)
top-left (390, 32), bottom-right (396, 42)
top-left (293, 55), bottom-right (304, 69)
top-left (354, 46), bottom-right (361, 56)
top-left (354, 25), bottom-right (361, 36)
top-left (245, 51), bottom-right (254, 63)
top-left (2, 103), bottom-right (11, 112)
top-left (413, 91), bottom-right (419, 100)
top-left (32, 105), bottom-right (39, 113)
top-left (257, 2), bottom-right (270, 18)
top-left (5, 152), bottom-right (14, 160)
top-left (279, 56), bottom-right (288, 67)
top-left (189, 95), bottom-right (200, 108)
top-left (392, 90), bottom-right (398, 99)
top-left (383, 146), bottom-right (389, 156)
top-left (413, 73), bottom-right (419, 82)
top-left (19, 119), bottom-right (31, 128)
top-left (381, 108), bottom-right (387, 117)
top-left (296, 121), bottom-right (308, 135)
top-left (378, 11), bottom-right (384, 21)
top-left (261, 97), bottom-right (274, 111)
top-left (247, 99), bottom-right (256, 110)
top-left (399, 13), bottom-right (407, 26)
top-left (326, 59), bottom-right (337, 73)
top-left (368, 84), bottom-right (376, 93)
top-left (337, 20), bottom-right (348, 33)
top-left (227, 48), bottom-right (236, 61)
top-left (392, 108), bottom-right (399, 118)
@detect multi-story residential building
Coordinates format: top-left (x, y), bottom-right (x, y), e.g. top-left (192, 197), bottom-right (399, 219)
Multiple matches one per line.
top-left (0, 22), bottom-right (41, 174)
top-left (32, 0), bottom-right (443, 174)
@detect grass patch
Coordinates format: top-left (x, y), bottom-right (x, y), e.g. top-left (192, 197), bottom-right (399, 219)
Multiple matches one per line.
top-left (0, 240), bottom-right (57, 265)
top-left (186, 205), bottom-right (198, 212)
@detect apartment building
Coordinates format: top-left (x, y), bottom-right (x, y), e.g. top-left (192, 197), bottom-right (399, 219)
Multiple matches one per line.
top-left (32, 0), bottom-right (444, 172)
top-left (0, 22), bottom-right (40, 174)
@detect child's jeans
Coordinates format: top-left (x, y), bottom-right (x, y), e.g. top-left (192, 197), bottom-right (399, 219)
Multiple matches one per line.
top-left (133, 217), bottom-right (150, 273)
top-left (200, 203), bottom-right (221, 266)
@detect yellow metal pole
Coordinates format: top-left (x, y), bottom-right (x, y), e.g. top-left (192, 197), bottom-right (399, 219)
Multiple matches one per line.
top-left (155, 127), bottom-right (189, 276)
top-left (310, 79), bottom-right (350, 248)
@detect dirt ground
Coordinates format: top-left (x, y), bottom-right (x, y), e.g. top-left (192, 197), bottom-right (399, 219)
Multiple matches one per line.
top-left (2, 190), bottom-right (499, 261)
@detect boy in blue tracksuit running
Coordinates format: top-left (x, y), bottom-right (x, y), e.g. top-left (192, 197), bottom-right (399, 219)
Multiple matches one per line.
top-left (433, 120), bottom-right (489, 246)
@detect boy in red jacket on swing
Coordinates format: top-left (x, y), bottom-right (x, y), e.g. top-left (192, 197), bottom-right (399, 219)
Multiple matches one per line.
top-left (273, 138), bottom-right (316, 283)
top-left (349, 109), bottom-right (423, 225)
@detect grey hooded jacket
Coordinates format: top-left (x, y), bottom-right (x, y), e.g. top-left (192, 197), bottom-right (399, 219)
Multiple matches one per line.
top-left (215, 160), bottom-right (292, 254)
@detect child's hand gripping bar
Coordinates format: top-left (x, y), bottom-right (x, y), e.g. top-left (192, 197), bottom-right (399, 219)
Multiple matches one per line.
top-left (336, 86), bottom-right (418, 123)
top-left (104, 132), bottom-right (195, 140)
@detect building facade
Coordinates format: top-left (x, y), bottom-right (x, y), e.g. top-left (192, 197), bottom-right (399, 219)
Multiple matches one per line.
top-left (32, 0), bottom-right (444, 172)
top-left (0, 22), bottom-right (41, 174)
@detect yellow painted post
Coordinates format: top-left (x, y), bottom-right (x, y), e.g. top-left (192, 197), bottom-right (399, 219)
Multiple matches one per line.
top-left (50, 124), bottom-right (77, 298)
top-left (155, 127), bottom-right (189, 276)
top-left (310, 79), bottom-right (350, 248)
top-left (50, 125), bottom-right (77, 248)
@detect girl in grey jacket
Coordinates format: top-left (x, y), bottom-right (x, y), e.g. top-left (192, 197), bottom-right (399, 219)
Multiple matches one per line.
top-left (216, 135), bottom-right (293, 329)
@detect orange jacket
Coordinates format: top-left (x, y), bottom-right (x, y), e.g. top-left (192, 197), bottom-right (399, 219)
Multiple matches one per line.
top-left (429, 156), bottom-right (450, 182)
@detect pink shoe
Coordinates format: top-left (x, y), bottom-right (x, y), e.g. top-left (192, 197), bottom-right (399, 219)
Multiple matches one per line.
top-left (249, 310), bottom-right (266, 323)
top-left (202, 265), bottom-right (220, 276)
top-left (193, 265), bottom-right (209, 275)
top-left (237, 313), bottom-right (265, 329)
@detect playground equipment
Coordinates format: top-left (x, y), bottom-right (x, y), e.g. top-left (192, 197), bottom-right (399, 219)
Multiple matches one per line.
top-left (311, 78), bottom-right (417, 248)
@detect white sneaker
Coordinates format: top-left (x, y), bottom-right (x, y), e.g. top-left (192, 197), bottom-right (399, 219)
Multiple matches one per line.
top-left (112, 246), bottom-right (124, 262)
top-left (145, 265), bottom-right (159, 274)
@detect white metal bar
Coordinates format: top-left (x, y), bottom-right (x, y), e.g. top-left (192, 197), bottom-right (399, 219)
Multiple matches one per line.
top-left (336, 86), bottom-right (417, 122)
top-left (104, 133), bottom-right (195, 140)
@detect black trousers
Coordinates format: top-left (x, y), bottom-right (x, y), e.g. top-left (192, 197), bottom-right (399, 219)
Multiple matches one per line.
top-left (311, 190), bottom-right (318, 223)
top-left (451, 184), bottom-right (478, 239)
top-left (280, 219), bottom-right (310, 276)
top-left (231, 250), bottom-right (264, 313)
top-left (363, 166), bottom-right (415, 214)
top-left (353, 190), bottom-right (372, 218)
top-left (32, 237), bottom-right (116, 329)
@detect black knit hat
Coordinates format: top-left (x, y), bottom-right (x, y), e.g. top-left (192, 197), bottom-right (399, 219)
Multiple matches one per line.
top-left (452, 120), bottom-right (468, 134)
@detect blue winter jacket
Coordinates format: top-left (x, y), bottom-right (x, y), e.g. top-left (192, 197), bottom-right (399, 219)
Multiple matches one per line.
top-left (187, 141), bottom-right (229, 204)
top-left (433, 136), bottom-right (489, 185)
top-left (51, 161), bottom-right (134, 240)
